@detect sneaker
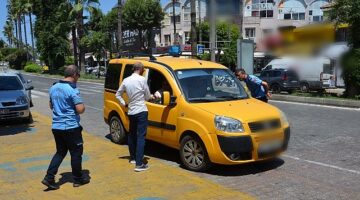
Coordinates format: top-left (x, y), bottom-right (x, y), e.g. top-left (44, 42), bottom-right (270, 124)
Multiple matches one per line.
top-left (73, 177), bottom-right (90, 187)
top-left (41, 178), bottom-right (59, 190)
top-left (129, 160), bottom-right (136, 164)
top-left (134, 164), bottom-right (149, 172)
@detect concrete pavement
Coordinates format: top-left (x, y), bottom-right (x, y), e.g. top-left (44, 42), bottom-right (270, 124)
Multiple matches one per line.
top-left (0, 112), bottom-right (254, 200)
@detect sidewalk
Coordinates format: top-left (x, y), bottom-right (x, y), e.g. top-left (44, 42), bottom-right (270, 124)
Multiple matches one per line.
top-left (0, 112), bottom-right (254, 200)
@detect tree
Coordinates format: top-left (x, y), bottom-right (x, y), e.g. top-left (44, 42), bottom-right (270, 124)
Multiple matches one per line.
top-left (3, 20), bottom-right (14, 46)
top-left (330, 0), bottom-right (360, 97)
top-left (122, 0), bottom-right (164, 52)
top-left (32, 0), bottom-right (71, 71)
top-left (190, 0), bottom-right (197, 57)
top-left (69, 0), bottom-right (99, 72)
top-left (23, 0), bottom-right (36, 60)
top-left (117, 0), bottom-right (123, 54)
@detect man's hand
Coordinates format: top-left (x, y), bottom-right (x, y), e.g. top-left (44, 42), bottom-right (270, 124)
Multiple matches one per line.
top-left (149, 94), bottom-right (156, 101)
top-left (266, 92), bottom-right (272, 98)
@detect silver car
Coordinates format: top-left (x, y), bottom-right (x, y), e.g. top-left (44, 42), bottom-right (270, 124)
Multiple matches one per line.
top-left (0, 72), bottom-right (34, 123)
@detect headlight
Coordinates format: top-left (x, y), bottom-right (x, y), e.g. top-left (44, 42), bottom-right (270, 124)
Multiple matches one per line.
top-left (214, 116), bottom-right (244, 133)
top-left (279, 110), bottom-right (289, 126)
top-left (16, 96), bottom-right (28, 105)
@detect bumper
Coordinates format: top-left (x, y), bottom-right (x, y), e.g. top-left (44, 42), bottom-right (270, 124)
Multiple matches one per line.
top-left (208, 126), bottom-right (290, 165)
top-left (0, 105), bottom-right (30, 120)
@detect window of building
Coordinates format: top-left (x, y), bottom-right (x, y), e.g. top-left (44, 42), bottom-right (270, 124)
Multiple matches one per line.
top-left (309, 0), bottom-right (329, 22)
top-left (245, 28), bottom-right (256, 39)
top-left (163, 14), bottom-right (171, 26)
top-left (251, 0), bottom-right (274, 18)
top-left (278, 0), bottom-right (306, 20)
top-left (171, 15), bottom-right (181, 24)
top-left (185, 32), bottom-right (191, 44)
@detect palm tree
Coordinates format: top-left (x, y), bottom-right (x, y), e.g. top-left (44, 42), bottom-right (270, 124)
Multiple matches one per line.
top-left (190, 0), bottom-right (197, 57)
top-left (69, 0), bottom-right (99, 72)
top-left (24, 0), bottom-right (36, 60)
top-left (3, 20), bottom-right (14, 46)
top-left (117, 0), bottom-right (123, 55)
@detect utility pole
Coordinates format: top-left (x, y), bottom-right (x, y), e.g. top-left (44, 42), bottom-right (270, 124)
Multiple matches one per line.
top-left (172, 0), bottom-right (177, 44)
top-left (198, 0), bottom-right (202, 44)
top-left (239, 0), bottom-right (243, 38)
top-left (117, 0), bottom-right (123, 55)
top-left (191, 0), bottom-right (197, 57)
top-left (210, 0), bottom-right (216, 62)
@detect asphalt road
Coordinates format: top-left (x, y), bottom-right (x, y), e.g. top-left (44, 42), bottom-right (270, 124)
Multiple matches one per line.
top-left (24, 73), bottom-right (360, 200)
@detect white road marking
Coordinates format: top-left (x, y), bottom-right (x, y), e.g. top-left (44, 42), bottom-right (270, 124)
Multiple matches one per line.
top-left (32, 90), bottom-right (49, 97)
top-left (270, 100), bottom-right (360, 111)
top-left (78, 87), bottom-right (103, 93)
top-left (23, 72), bottom-right (104, 86)
top-left (282, 154), bottom-right (360, 175)
top-left (32, 94), bottom-right (40, 99)
top-left (85, 105), bottom-right (102, 111)
top-left (79, 91), bottom-right (96, 95)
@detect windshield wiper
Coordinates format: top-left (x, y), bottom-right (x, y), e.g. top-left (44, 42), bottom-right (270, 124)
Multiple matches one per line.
top-left (217, 96), bottom-right (246, 100)
top-left (188, 98), bottom-right (219, 102)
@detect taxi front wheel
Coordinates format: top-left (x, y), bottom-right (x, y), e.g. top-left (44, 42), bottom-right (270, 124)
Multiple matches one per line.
top-left (110, 115), bottom-right (126, 144)
top-left (180, 135), bottom-right (212, 172)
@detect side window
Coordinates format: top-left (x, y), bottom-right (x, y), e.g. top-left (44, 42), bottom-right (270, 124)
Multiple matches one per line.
top-left (123, 64), bottom-right (134, 80)
top-left (260, 71), bottom-right (268, 77)
top-left (266, 65), bottom-right (272, 70)
top-left (273, 71), bottom-right (282, 77)
top-left (105, 64), bottom-right (122, 90)
top-left (147, 69), bottom-right (172, 104)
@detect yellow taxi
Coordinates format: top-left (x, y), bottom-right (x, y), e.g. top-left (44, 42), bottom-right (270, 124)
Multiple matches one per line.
top-left (104, 56), bottom-right (290, 171)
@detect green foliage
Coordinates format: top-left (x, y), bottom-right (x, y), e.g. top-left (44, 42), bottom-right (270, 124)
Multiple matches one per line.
top-left (81, 31), bottom-right (109, 60)
top-left (0, 39), bottom-right (6, 48)
top-left (32, 0), bottom-right (71, 71)
top-left (24, 63), bottom-right (42, 73)
top-left (199, 53), bottom-right (211, 61)
top-left (330, 0), bottom-right (360, 48)
top-left (122, 0), bottom-right (164, 50)
top-left (4, 48), bottom-right (28, 70)
top-left (340, 49), bottom-right (360, 97)
top-left (65, 56), bottom-right (75, 65)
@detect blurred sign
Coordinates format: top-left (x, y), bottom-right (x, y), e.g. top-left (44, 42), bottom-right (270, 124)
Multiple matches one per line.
top-left (197, 44), bottom-right (205, 55)
top-left (237, 39), bottom-right (254, 74)
top-left (169, 45), bottom-right (182, 56)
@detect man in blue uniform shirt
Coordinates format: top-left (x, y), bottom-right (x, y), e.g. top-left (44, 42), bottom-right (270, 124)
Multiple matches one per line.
top-left (235, 68), bottom-right (271, 102)
top-left (41, 65), bottom-right (89, 190)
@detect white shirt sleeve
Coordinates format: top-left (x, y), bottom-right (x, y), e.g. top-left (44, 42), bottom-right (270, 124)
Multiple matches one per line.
top-left (115, 81), bottom-right (126, 106)
top-left (143, 79), bottom-right (151, 101)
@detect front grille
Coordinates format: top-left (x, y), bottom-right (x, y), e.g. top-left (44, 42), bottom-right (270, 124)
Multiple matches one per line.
top-left (248, 119), bottom-right (281, 133)
top-left (0, 112), bottom-right (20, 119)
top-left (2, 102), bottom-right (16, 107)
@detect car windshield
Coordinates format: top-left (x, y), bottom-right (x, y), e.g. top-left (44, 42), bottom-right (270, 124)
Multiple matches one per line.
top-left (0, 76), bottom-right (24, 90)
top-left (175, 68), bottom-right (248, 103)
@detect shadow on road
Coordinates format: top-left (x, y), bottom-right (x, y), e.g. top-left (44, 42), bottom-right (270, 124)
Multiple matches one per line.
top-left (0, 119), bottom-right (35, 136)
top-left (56, 169), bottom-right (91, 188)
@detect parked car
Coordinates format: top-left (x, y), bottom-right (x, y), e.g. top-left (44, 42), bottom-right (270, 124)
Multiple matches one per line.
top-left (9, 69), bottom-right (34, 107)
top-left (104, 56), bottom-right (290, 171)
top-left (259, 69), bottom-right (300, 94)
top-left (0, 70), bottom-right (34, 123)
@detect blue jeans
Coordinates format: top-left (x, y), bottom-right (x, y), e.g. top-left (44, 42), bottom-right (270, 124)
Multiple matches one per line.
top-left (45, 126), bottom-right (83, 181)
top-left (128, 112), bottom-right (148, 166)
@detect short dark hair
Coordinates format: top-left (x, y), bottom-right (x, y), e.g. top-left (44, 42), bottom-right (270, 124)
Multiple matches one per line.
top-left (64, 65), bottom-right (79, 78)
top-left (235, 68), bottom-right (246, 74)
top-left (132, 62), bottom-right (144, 72)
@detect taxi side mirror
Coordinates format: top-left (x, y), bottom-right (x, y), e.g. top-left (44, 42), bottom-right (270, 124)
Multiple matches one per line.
top-left (162, 91), bottom-right (176, 106)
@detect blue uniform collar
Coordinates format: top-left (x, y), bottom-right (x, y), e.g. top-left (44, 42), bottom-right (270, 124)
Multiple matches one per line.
top-left (55, 80), bottom-right (77, 89)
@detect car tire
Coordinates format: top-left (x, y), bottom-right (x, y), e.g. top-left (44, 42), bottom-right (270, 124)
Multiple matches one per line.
top-left (180, 135), bottom-right (212, 172)
top-left (271, 84), bottom-right (281, 94)
top-left (109, 115), bottom-right (126, 144)
top-left (25, 112), bottom-right (33, 124)
top-left (300, 83), bottom-right (310, 93)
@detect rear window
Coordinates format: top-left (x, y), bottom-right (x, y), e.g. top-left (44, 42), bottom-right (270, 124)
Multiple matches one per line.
top-left (0, 76), bottom-right (24, 90)
top-left (105, 64), bottom-right (122, 90)
top-left (286, 70), bottom-right (298, 77)
top-left (271, 71), bottom-right (282, 77)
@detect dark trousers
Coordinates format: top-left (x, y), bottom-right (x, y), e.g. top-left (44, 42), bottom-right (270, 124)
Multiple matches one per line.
top-left (256, 96), bottom-right (268, 103)
top-left (128, 112), bottom-right (148, 166)
top-left (45, 126), bottom-right (84, 181)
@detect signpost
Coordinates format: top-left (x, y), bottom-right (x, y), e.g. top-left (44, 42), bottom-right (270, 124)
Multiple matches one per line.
top-left (237, 39), bottom-right (254, 74)
top-left (197, 44), bottom-right (205, 55)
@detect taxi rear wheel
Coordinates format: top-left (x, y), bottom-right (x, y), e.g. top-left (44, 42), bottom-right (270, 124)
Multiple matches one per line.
top-left (180, 135), bottom-right (211, 172)
top-left (109, 115), bottom-right (126, 144)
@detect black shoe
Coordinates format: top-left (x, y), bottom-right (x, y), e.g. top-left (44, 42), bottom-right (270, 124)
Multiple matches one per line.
top-left (41, 178), bottom-right (59, 190)
top-left (134, 164), bottom-right (150, 172)
top-left (73, 177), bottom-right (90, 187)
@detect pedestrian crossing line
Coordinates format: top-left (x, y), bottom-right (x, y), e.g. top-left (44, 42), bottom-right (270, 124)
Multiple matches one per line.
top-left (32, 90), bottom-right (49, 97)
top-left (79, 90), bottom-right (96, 95)
top-left (32, 94), bottom-right (40, 99)
top-left (78, 87), bottom-right (104, 93)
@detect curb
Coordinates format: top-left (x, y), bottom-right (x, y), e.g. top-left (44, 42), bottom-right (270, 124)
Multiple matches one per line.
top-left (271, 94), bottom-right (360, 108)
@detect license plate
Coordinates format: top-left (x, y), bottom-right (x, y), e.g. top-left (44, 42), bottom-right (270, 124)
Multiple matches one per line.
top-left (258, 140), bottom-right (283, 153)
top-left (0, 109), bottom-right (10, 114)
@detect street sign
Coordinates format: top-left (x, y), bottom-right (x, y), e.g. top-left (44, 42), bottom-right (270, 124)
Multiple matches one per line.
top-left (197, 44), bottom-right (205, 55)
top-left (169, 45), bottom-right (182, 56)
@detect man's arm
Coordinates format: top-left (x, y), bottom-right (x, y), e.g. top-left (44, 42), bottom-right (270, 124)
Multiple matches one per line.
top-left (72, 89), bottom-right (85, 114)
top-left (75, 103), bottom-right (85, 114)
top-left (115, 82), bottom-right (127, 106)
top-left (143, 79), bottom-right (154, 101)
top-left (261, 81), bottom-right (272, 98)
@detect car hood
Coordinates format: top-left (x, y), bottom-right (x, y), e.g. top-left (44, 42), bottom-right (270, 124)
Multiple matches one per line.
top-left (193, 98), bottom-right (281, 123)
top-left (0, 90), bottom-right (26, 102)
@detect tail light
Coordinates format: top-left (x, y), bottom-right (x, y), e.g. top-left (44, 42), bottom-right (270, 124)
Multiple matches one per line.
top-left (281, 73), bottom-right (288, 81)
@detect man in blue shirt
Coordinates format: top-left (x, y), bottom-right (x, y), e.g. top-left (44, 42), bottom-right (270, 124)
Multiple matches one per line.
top-left (235, 68), bottom-right (271, 102)
top-left (42, 65), bottom-right (89, 190)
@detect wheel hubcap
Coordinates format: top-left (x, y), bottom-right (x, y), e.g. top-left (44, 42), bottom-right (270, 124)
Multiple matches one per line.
top-left (183, 140), bottom-right (204, 168)
top-left (111, 120), bottom-right (120, 141)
